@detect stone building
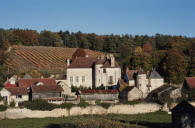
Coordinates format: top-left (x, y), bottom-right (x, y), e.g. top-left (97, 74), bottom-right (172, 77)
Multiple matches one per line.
top-left (172, 101), bottom-right (195, 128)
top-left (30, 84), bottom-right (63, 101)
top-left (125, 68), bottom-right (164, 98)
top-left (67, 54), bottom-right (121, 88)
top-left (0, 87), bottom-right (29, 106)
top-left (119, 86), bottom-right (143, 102)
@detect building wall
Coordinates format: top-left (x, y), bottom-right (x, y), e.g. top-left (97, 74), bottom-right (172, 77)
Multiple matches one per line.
top-left (67, 68), bottom-right (93, 88)
top-left (95, 64), bottom-right (103, 88)
top-left (98, 68), bottom-right (121, 87)
top-left (0, 88), bottom-right (28, 105)
top-left (80, 93), bottom-right (119, 101)
top-left (128, 88), bottom-right (143, 101)
top-left (129, 80), bottom-right (135, 86)
top-left (10, 95), bottom-right (28, 104)
top-left (136, 74), bottom-right (148, 97)
top-left (32, 92), bottom-right (61, 100)
top-left (0, 88), bottom-right (11, 105)
top-left (150, 78), bottom-right (164, 91)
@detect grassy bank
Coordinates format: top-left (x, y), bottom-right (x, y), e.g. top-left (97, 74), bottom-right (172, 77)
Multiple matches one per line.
top-left (0, 111), bottom-right (171, 128)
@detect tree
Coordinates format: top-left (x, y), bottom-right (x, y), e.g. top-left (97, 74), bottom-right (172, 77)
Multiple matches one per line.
top-left (159, 49), bottom-right (188, 84)
top-left (9, 29), bottom-right (39, 46)
top-left (189, 42), bottom-right (195, 76)
top-left (0, 28), bottom-right (9, 48)
top-left (39, 30), bottom-right (61, 46)
top-left (131, 47), bottom-right (152, 71)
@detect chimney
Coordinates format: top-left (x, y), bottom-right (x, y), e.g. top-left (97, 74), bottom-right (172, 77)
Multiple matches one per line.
top-left (110, 54), bottom-right (115, 67)
top-left (67, 59), bottom-right (70, 67)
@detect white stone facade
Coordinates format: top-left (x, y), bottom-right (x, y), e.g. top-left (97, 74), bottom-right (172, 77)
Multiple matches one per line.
top-left (0, 88), bottom-right (28, 105)
top-left (67, 68), bottom-right (93, 88)
top-left (95, 65), bottom-right (121, 87)
top-left (136, 73), bottom-right (164, 97)
top-left (67, 55), bottom-right (121, 88)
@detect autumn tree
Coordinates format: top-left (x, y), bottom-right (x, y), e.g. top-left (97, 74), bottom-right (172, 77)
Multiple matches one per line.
top-left (9, 29), bottom-right (39, 46)
top-left (39, 30), bottom-right (62, 46)
top-left (159, 49), bottom-right (188, 84)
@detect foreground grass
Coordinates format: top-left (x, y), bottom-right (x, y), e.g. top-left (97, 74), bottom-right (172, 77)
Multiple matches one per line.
top-left (0, 112), bottom-right (171, 128)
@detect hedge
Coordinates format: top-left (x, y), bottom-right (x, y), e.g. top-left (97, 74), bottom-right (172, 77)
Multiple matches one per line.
top-left (0, 105), bottom-right (7, 111)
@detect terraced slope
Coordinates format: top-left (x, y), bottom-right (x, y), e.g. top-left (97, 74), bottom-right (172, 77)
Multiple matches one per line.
top-left (5, 45), bottom-right (103, 73)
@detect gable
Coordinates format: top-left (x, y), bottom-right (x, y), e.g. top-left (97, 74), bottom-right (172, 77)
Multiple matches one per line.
top-left (0, 88), bottom-right (11, 96)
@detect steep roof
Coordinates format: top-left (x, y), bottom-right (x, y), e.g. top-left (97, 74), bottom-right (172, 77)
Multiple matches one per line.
top-left (19, 78), bottom-right (56, 87)
top-left (172, 101), bottom-right (195, 114)
top-left (31, 85), bottom-right (63, 93)
top-left (149, 85), bottom-right (172, 94)
top-left (149, 70), bottom-right (162, 79)
top-left (101, 60), bottom-right (120, 68)
top-left (126, 69), bottom-right (138, 80)
top-left (185, 77), bottom-right (195, 88)
top-left (68, 57), bottom-right (97, 68)
top-left (5, 87), bottom-right (28, 95)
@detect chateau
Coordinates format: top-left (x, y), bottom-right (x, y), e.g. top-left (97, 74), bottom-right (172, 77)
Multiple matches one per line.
top-left (67, 54), bottom-right (121, 88)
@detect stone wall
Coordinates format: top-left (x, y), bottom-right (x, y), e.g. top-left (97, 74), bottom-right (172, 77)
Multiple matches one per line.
top-left (0, 103), bottom-right (161, 119)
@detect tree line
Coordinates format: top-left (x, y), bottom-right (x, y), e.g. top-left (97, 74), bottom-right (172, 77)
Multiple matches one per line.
top-left (0, 28), bottom-right (195, 84)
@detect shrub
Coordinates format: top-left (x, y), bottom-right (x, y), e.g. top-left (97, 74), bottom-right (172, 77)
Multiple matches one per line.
top-left (0, 105), bottom-right (7, 111)
top-left (10, 101), bottom-right (15, 107)
top-left (121, 100), bottom-right (143, 105)
top-left (98, 103), bottom-right (111, 109)
top-left (0, 95), bottom-right (3, 101)
top-left (20, 99), bottom-right (58, 111)
top-left (59, 103), bottom-right (75, 110)
top-left (77, 100), bottom-right (89, 108)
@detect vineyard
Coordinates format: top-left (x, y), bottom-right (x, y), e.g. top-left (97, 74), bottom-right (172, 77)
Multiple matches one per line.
top-left (4, 45), bottom-right (103, 74)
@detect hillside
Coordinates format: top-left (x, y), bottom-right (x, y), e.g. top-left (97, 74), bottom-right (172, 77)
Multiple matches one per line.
top-left (4, 46), bottom-right (103, 74)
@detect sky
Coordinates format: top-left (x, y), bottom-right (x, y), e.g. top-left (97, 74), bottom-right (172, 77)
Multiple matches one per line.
top-left (0, 0), bottom-right (195, 37)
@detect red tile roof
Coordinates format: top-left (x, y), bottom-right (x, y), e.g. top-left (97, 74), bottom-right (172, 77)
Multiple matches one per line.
top-left (5, 87), bottom-right (28, 95)
top-left (101, 60), bottom-right (120, 68)
top-left (80, 89), bottom-right (119, 94)
top-left (31, 85), bottom-right (63, 93)
top-left (185, 77), bottom-right (195, 88)
top-left (68, 57), bottom-right (97, 68)
top-left (4, 82), bottom-right (17, 88)
top-left (68, 56), bottom-right (120, 69)
top-left (19, 78), bottom-right (56, 87)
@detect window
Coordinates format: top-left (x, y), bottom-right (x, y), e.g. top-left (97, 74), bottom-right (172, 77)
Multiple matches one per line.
top-left (109, 76), bottom-right (113, 84)
top-left (70, 76), bottom-right (73, 83)
top-left (16, 95), bottom-right (22, 99)
top-left (76, 76), bottom-right (79, 82)
top-left (82, 76), bottom-right (85, 83)
top-left (103, 69), bottom-right (106, 73)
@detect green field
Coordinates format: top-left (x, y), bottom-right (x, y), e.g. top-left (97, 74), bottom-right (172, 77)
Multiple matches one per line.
top-left (0, 111), bottom-right (172, 128)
